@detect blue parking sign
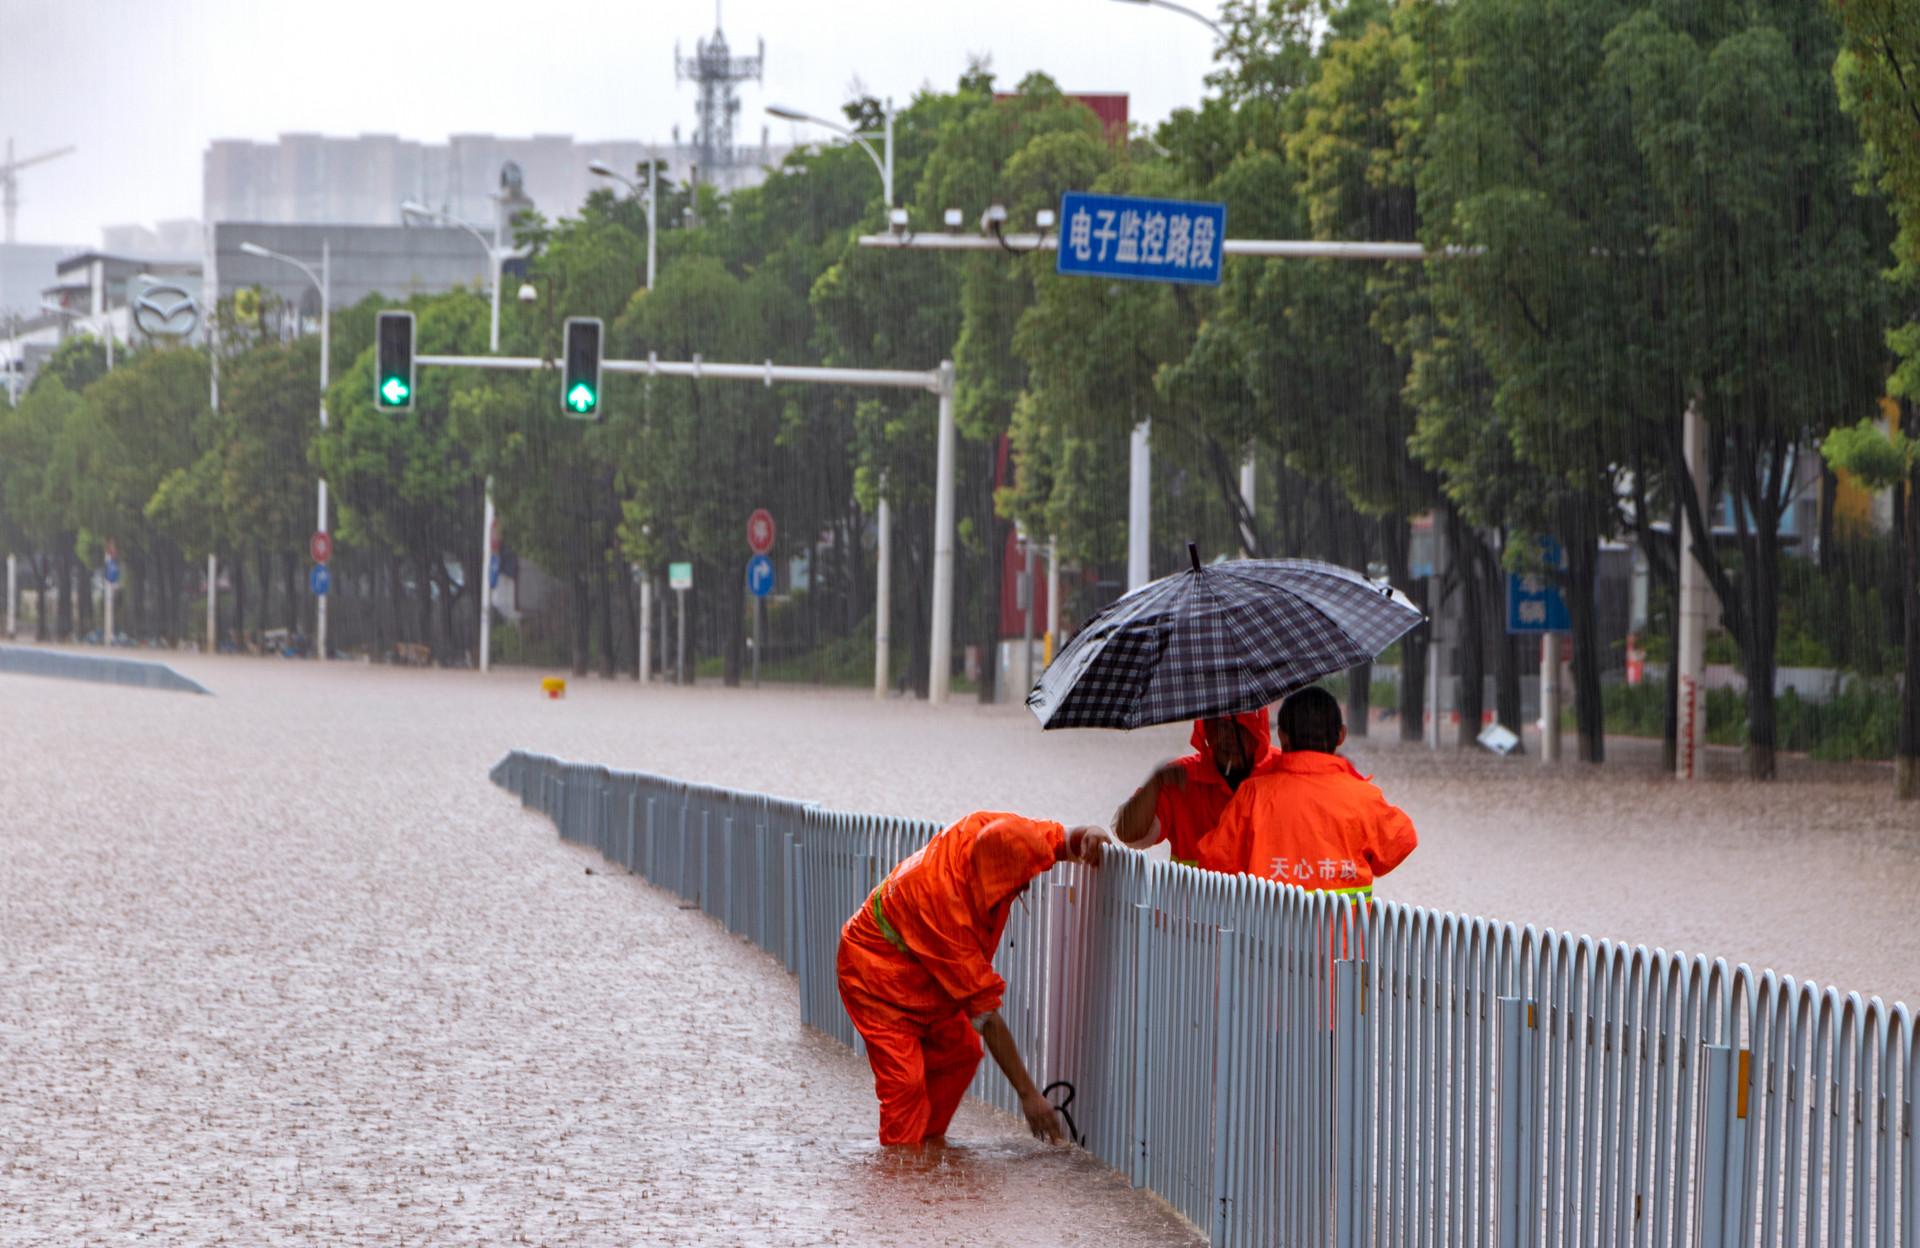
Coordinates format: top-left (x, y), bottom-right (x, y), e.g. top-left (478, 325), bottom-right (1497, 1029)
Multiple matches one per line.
top-left (1057, 191), bottom-right (1226, 286)
top-left (310, 563), bottom-right (330, 597)
top-left (1505, 538), bottom-right (1569, 633)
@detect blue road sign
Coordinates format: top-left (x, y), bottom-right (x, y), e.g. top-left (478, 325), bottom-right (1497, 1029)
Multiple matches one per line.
top-left (1057, 191), bottom-right (1226, 286)
top-left (103, 557), bottom-right (120, 585)
top-left (310, 563), bottom-right (330, 597)
top-left (488, 553), bottom-right (501, 590)
top-left (1506, 537), bottom-right (1570, 633)
top-left (746, 553), bottom-right (775, 599)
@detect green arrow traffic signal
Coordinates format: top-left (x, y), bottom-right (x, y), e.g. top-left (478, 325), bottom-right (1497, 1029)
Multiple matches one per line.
top-left (566, 382), bottom-right (596, 413)
top-left (380, 376), bottom-right (411, 406)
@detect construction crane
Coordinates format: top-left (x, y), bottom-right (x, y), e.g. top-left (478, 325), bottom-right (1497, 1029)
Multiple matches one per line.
top-left (2, 139), bottom-right (77, 244)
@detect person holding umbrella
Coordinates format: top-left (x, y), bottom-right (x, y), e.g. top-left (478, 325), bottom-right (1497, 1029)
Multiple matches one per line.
top-left (1197, 686), bottom-right (1418, 896)
top-left (1112, 709), bottom-right (1280, 865)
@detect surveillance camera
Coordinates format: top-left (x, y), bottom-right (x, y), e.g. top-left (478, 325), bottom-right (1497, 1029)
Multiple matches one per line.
top-left (888, 207), bottom-right (910, 236)
top-left (980, 203), bottom-right (1009, 234)
top-left (517, 283), bottom-right (538, 304)
top-left (943, 207), bottom-right (964, 232)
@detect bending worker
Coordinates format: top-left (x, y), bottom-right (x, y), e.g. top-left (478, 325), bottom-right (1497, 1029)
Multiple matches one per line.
top-left (1198, 686), bottom-right (1417, 896)
top-left (837, 811), bottom-right (1107, 1147)
top-left (1113, 710), bottom-right (1278, 864)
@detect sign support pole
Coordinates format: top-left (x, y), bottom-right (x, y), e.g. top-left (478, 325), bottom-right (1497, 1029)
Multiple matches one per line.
top-left (873, 487), bottom-right (890, 698)
top-left (638, 570), bottom-right (652, 683)
top-left (479, 479), bottom-right (494, 673)
top-left (6, 553), bottom-right (15, 639)
top-left (206, 553), bottom-right (216, 652)
top-left (676, 586), bottom-right (688, 686)
top-left (753, 597), bottom-right (762, 688)
top-left (1128, 415), bottom-right (1151, 591)
top-left (1541, 635), bottom-right (1560, 764)
top-left (103, 566), bottom-right (114, 645)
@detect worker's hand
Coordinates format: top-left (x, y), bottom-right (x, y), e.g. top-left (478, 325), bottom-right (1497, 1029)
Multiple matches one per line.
top-left (1021, 1089), bottom-right (1065, 1143)
top-left (1063, 826), bottom-right (1108, 867)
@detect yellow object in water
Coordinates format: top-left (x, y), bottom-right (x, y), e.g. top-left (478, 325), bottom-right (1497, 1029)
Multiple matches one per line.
top-left (541, 676), bottom-right (567, 699)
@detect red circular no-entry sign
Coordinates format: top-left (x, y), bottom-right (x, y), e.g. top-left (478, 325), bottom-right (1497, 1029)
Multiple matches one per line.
top-left (310, 531), bottom-right (333, 564)
top-left (747, 508), bottom-right (776, 554)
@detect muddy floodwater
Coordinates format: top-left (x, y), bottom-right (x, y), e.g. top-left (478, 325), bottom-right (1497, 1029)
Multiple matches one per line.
top-left (3, 655), bottom-right (1917, 1244)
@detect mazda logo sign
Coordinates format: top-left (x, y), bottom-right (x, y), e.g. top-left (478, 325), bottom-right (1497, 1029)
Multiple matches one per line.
top-left (133, 284), bottom-right (199, 338)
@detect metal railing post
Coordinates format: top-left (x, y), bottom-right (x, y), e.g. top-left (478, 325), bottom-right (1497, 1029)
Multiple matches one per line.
top-left (1698, 1043), bottom-right (1750, 1247)
top-left (1334, 957), bottom-right (1363, 1248)
top-left (1211, 928), bottom-right (1240, 1244)
top-left (1131, 900), bottom-right (1154, 1189)
top-left (1498, 995), bottom-right (1539, 1248)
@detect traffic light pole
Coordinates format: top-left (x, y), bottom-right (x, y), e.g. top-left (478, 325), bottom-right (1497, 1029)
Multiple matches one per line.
top-left (410, 351), bottom-right (961, 703)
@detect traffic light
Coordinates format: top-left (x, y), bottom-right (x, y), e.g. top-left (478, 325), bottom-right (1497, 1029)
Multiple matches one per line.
top-left (562, 317), bottom-right (603, 418)
top-left (375, 310), bottom-right (415, 411)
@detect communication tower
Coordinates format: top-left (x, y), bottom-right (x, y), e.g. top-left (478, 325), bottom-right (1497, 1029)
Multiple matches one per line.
top-left (675, 8), bottom-right (763, 186)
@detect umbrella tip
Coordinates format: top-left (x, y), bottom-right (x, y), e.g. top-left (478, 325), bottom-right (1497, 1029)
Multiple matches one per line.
top-left (1188, 542), bottom-right (1201, 572)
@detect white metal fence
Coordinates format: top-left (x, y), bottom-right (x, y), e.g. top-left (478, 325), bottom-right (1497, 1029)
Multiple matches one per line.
top-left (490, 750), bottom-right (1917, 1246)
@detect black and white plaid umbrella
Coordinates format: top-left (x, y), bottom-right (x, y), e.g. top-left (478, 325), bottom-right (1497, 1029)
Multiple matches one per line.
top-left (1026, 549), bottom-right (1424, 730)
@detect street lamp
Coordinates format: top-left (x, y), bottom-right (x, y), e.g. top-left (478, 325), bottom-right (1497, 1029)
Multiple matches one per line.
top-left (765, 101), bottom-right (895, 207)
top-left (237, 239), bottom-right (332, 661)
top-left (400, 199), bottom-right (529, 353)
top-left (767, 97), bottom-right (901, 696)
top-left (588, 158), bottom-right (659, 291)
top-left (1108, 0), bottom-right (1226, 37)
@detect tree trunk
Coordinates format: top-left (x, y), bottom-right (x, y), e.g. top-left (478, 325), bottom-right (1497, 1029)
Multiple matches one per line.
top-left (284, 556), bottom-right (300, 650)
top-left (417, 555), bottom-right (436, 663)
top-left (33, 552), bottom-right (49, 641)
top-left (1341, 495), bottom-right (1371, 737)
top-left (622, 565), bottom-right (639, 680)
top-left (570, 572), bottom-right (590, 677)
top-left (78, 560), bottom-right (95, 638)
top-left (594, 557), bottom-right (615, 680)
top-left (438, 563), bottom-right (459, 667)
top-left (1738, 523), bottom-right (1783, 781)
top-left (1452, 512), bottom-right (1488, 748)
top-left (1563, 525), bottom-right (1606, 764)
top-left (232, 552), bottom-right (246, 651)
top-left (1898, 403), bottom-right (1920, 798)
top-left (56, 547), bottom-right (73, 640)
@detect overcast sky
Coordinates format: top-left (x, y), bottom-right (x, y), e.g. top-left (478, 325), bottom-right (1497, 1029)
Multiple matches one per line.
top-left (0, 0), bottom-right (1220, 246)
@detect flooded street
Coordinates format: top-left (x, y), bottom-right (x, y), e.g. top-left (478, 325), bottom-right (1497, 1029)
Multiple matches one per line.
top-left (4, 656), bottom-right (1917, 1244)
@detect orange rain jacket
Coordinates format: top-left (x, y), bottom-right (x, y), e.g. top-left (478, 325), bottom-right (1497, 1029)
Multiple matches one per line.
top-left (837, 811), bottom-right (1068, 1145)
top-left (1196, 750), bottom-right (1417, 894)
top-left (1150, 710), bottom-right (1280, 865)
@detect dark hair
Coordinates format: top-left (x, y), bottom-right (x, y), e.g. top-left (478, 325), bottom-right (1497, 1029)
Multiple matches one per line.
top-left (1278, 686), bottom-right (1343, 753)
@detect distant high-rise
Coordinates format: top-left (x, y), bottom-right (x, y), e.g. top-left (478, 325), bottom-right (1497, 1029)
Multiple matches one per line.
top-left (203, 131), bottom-right (787, 230)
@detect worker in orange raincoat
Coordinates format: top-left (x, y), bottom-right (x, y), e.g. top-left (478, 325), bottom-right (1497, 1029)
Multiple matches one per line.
top-left (837, 811), bottom-right (1108, 1147)
top-left (1197, 687), bottom-right (1417, 896)
top-left (1113, 710), bottom-right (1279, 865)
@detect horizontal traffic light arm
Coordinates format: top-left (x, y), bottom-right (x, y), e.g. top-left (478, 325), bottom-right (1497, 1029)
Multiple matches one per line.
top-left (415, 353), bottom-right (944, 393)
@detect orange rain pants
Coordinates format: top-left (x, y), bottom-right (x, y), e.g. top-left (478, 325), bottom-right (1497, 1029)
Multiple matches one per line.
top-left (836, 811), bottom-right (1066, 1146)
